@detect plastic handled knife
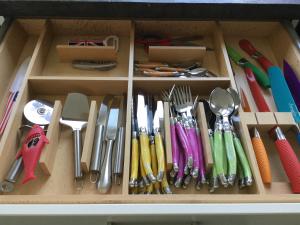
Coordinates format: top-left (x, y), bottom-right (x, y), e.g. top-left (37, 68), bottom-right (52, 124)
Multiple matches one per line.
top-left (0, 57), bottom-right (31, 135)
top-left (226, 46), bottom-right (270, 88)
top-left (137, 94), bottom-right (156, 183)
top-left (97, 97), bottom-right (121, 193)
top-left (90, 95), bottom-right (112, 181)
top-left (269, 126), bottom-right (300, 193)
top-left (153, 100), bottom-right (166, 182)
top-left (239, 39), bottom-right (300, 143)
top-left (283, 60), bottom-right (300, 111)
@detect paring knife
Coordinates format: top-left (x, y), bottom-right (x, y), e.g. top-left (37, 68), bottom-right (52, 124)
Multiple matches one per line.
top-left (137, 94), bottom-right (156, 183)
top-left (90, 95), bottom-right (112, 181)
top-left (283, 60), bottom-right (300, 111)
top-left (226, 46), bottom-right (270, 88)
top-left (97, 97), bottom-right (121, 193)
top-left (251, 128), bottom-right (271, 184)
top-left (0, 57), bottom-right (31, 135)
top-left (239, 39), bottom-right (300, 143)
top-left (269, 126), bottom-right (300, 193)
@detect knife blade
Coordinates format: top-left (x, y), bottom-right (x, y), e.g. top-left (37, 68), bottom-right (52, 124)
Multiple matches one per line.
top-left (283, 60), bottom-right (300, 111)
top-left (226, 46), bottom-right (270, 88)
top-left (90, 95), bottom-right (112, 181)
top-left (137, 94), bottom-right (156, 183)
top-left (97, 97), bottom-right (120, 193)
top-left (153, 100), bottom-right (166, 182)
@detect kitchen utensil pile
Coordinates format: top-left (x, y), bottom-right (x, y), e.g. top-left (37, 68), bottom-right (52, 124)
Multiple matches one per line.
top-left (135, 62), bottom-right (216, 78)
top-left (129, 94), bottom-right (172, 194)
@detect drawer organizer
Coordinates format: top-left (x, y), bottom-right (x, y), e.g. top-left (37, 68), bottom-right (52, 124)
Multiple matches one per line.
top-left (0, 19), bottom-right (299, 203)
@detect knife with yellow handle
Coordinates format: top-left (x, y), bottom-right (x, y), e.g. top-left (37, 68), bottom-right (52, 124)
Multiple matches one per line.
top-left (161, 171), bottom-right (172, 194)
top-left (150, 136), bottom-right (161, 194)
top-left (153, 101), bottom-right (166, 182)
top-left (140, 153), bottom-right (150, 187)
top-left (137, 94), bottom-right (156, 183)
top-left (129, 101), bottom-right (139, 188)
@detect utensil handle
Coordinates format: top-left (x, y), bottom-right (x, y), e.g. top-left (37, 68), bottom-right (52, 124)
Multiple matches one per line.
top-left (196, 128), bottom-right (206, 182)
top-left (244, 62), bottom-right (270, 88)
top-left (16, 125), bottom-right (49, 184)
top-left (175, 122), bottom-right (193, 168)
top-left (213, 130), bottom-right (226, 181)
top-left (113, 127), bottom-right (125, 175)
top-left (129, 137), bottom-right (139, 187)
top-left (244, 67), bottom-right (270, 112)
top-left (275, 139), bottom-right (300, 193)
top-left (239, 39), bottom-right (273, 71)
top-left (154, 132), bottom-right (166, 182)
top-left (90, 124), bottom-right (105, 173)
top-left (140, 153), bottom-right (149, 186)
top-left (224, 131), bottom-right (237, 185)
top-left (73, 129), bottom-right (83, 180)
top-left (170, 121), bottom-right (179, 172)
top-left (251, 137), bottom-right (272, 184)
top-left (233, 135), bottom-right (252, 183)
top-left (186, 127), bottom-right (200, 178)
top-left (97, 139), bottom-right (114, 193)
top-left (140, 133), bottom-right (155, 182)
top-left (150, 137), bottom-right (161, 193)
top-left (268, 66), bottom-right (300, 120)
top-left (143, 70), bottom-right (178, 77)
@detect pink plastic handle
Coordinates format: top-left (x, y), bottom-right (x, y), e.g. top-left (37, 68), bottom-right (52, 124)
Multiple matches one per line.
top-left (16, 125), bottom-right (49, 184)
top-left (175, 122), bottom-right (193, 168)
top-left (186, 127), bottom-right (200, 178)
top-left (196, 128), bottom-right (206, 181)
top-left (170, 121), bottom-right (179, 172)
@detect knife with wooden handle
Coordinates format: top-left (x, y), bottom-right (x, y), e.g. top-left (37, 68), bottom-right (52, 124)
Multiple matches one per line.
top-left (251, 128), bottom-right (272, 184)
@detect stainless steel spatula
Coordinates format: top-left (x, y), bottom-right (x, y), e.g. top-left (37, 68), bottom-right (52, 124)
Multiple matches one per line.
top-left (60, 93), bottom-right (89, 183)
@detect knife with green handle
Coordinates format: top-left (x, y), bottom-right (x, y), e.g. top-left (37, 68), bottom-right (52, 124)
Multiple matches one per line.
top-left (226, 46), bottom-right (270, 88)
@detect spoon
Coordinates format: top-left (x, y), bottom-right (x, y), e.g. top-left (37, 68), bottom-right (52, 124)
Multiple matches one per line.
top-left (209, 87), bottom-right (237, 186)
top-left (227, 88), bottom-right (253, 186)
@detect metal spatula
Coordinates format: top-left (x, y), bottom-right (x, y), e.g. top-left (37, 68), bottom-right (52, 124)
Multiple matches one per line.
top-left (60, 93), bottom-right (89, 184)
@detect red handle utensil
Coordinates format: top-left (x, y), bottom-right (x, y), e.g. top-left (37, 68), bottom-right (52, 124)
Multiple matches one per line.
top-left (244, 67), bottom-right (270, 112)
top-left (16, 125), bottom-right (49, 184)
top-left (270, 126), bottom-right (300, 193)
top-left (239, 39), bottom-right (273, 71)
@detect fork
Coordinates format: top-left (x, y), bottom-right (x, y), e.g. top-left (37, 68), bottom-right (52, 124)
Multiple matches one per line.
top-left (173, 86), bottom-right (206, 181)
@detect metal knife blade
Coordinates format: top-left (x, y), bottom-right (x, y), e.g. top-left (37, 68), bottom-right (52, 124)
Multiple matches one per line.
top-left (96, 95), bottom-right (112, 126)
top-left (106, 98), bottom-right (121, 140)
top-left (147, 95), bottom-right (154, 136)
top-left (153, 100), bottom-right (164, 132)
top-left (137, 94), bottom-right (148, 131)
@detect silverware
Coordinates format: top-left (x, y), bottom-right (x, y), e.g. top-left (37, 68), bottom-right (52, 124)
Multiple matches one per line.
top-left (112, 95), bottom-right (126, 185)
top-left (97, 97), bottom-right (121, 193)
top-left (60, 93), bottom-right (89, 185)
top-left (90, 95), bottom-right (112, 182)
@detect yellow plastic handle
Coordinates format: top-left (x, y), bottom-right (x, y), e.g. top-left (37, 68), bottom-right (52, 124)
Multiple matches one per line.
top-left (140, 133), bottom-right (155, 181)
top-left (154, 132), bottom-right (166, 181)
top-left (150, 139), bottom-right (161, 193)
top-left (130, 138), bottom-right (139, 182)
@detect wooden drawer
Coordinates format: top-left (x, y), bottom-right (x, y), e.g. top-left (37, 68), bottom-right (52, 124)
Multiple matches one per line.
top-left (0, 19), bottom-right (299, 204)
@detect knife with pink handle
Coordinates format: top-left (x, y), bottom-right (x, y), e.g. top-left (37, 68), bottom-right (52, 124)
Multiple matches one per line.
top-left (0, 57), bottom-right (30, 135)
top-left (170, 117), bottom-right (179, 172)
top-left (174, 148), bottom-right (185, 188)
top-left (196, 126), bottom-right (206, 183)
